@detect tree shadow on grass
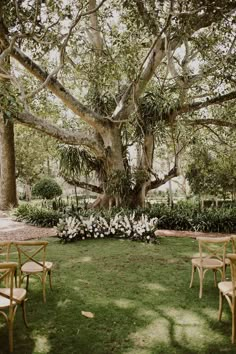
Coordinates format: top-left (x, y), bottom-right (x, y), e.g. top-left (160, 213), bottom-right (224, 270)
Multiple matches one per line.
top-left (4, 237), bottom-right (234, 354)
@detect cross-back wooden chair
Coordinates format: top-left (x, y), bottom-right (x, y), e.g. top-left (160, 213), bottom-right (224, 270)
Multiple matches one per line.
top-left (14, 241), bottom-right (53, 303)
top-left (218, 253), bottom-right (236, 343)
top-left (0, 241), bottom-right (11, 262)
top-left (0, 241), bottom-right (17, 287)
top-left (0, 262), bottom-right (28, 353)
top-left (189, 237), bottom-right (230, 298)
top-left (225, 236), bottom-right (236, 269)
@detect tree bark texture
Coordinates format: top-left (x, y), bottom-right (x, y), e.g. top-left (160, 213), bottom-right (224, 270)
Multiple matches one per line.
top-left (0, 115), bottom-right (17, 209)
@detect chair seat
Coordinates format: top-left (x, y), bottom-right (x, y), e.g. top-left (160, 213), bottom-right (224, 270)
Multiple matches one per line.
top-left (22, 261), bottom-right (53, 273)
top-left (192, 257), bottom-right (223, 269)
top-left (218, 281), bottom-right (235, 296)
top-left (0, 288), bottom-right (27, 308)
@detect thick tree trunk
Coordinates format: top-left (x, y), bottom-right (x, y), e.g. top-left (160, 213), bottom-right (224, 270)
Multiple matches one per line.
top-left (0, 116), bottom-right (17, 209)
top-left (24, 182), bottom-right (31, 202)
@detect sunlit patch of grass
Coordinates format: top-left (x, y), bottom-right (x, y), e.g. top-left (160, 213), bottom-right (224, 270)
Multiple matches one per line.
top-left (129, 318), bottom-right (171, 347)
top-left (136, 308), bottom-right (159, 320)
top-left (57, 298), bottom-right (72, 308)
top-left (160, 306), bottom-right (225, 347)
top-left (141, 282), bottom-right (168, 291)
top-left (113, 298), bottom-right (137, 309)
top-left (32, 332), bottom-right (51, 353)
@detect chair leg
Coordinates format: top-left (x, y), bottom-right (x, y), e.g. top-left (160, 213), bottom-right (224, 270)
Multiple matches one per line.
top-left (26, 275), bottom-right (30, 290)
top-left (8, 319), bottom-right (14, 353)
top-left (232, 302), bottom-right (236, 344)
top-left (189, 264), bottom-right (195, 288)
top-left (48, 270), bottom-right (53, 290)
top-left (42, 275), bottom-right (46, 303)
top-left (218, 291), bottom-right (223, 321)
top-left (21, 300), bottom-right (29, 328)
top-left (14, 269), bottom-right (18, 288)
top-left (213, 270), bottom-right (217, 287)
top-left (199, 269), bottom-right (203, 299)
top-left (19, 271), bottom-right (22, 288)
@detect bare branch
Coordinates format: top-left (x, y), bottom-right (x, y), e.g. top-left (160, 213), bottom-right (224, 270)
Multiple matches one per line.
top-left (169, 90), bottom-right (236, 122)
top-left (62, 176), bottom-right (103, 194)
top-left (148, 166), bottom-right (178, 191)
top-left (16, 111), bottom-right (105, 157)
top-left (186, 118), bottom-right (236, 129)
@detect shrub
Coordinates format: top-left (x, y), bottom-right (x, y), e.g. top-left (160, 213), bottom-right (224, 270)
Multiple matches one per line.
top-left (32, 178), bottom-right (62, 199)
top-left (14, 204), bottom-right (60, 227)
top-left (56, 213), bottom-right (159, 244)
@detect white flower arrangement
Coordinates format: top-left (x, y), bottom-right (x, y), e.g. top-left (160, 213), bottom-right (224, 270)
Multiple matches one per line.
top-left (56, 213), bottom-right (158, 244)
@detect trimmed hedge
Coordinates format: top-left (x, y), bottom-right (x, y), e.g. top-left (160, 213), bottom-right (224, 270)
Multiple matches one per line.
top-left (14, 200), bottom-right (236, 233)
top-left (32, 178), bottom-right (62, 200)
top-left (14, 204), bottom-right (60, 227)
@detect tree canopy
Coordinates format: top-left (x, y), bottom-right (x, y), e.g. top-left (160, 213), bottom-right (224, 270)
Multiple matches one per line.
top-left (0, 0), bottom-right (235, 207)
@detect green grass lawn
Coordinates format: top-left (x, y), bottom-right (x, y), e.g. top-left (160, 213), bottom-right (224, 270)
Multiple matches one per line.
top-left (0, 236), bottom-right (235, 354)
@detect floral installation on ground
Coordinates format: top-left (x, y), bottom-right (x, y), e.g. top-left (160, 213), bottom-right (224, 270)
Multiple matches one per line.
top-left (56, 213), bottom-right (159, 244)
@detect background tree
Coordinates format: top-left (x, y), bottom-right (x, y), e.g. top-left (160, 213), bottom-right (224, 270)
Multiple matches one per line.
top-left (0, 0), bottom-right (235, 208)
top-left (15, 126), bottom-right (57, 201)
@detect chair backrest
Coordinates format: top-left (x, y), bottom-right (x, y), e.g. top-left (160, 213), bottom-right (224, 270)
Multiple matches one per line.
top-left (14, 241), bottom-right (49, 271)
top-left (231, 236), bottom-right (236, 253)
top-left (197, 237), bottom-right (231, 263)
top-left (226, 253), bottom-right (236, 299)
top-left (0, 242), bottom-right (11, 262)
top-left (0, 262), bottom-right (18, 306)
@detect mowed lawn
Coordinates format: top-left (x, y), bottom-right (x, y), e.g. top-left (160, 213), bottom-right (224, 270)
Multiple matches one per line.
top-left (0, 236), bottom-right (235, 354)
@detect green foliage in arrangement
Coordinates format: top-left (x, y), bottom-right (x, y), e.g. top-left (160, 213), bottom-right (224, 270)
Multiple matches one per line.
top-left (32, 178), bottom-right (62, 200)
top-left (14, 204), bottom-right (60, 227)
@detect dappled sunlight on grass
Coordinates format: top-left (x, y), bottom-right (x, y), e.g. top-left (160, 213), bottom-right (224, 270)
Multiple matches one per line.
top-left (136, 308), bottom-right (159, 320)
top-left (202, 307), bottom-right (220, 322)
top-left (3, 237), bottom-right (236, 354)
top-left (75, 278), bottom-right (90, 284)
top-left (57, 298), bottom-right (72, 308)
top-left (113, 298), bottom-right (137, 309)
top-left (160, 306), bottom-right (225, 346)
top-left (32, 333), bottom-right (51, 353)
top-left (128, 306), bottom-right (228, 353)
top-left (78, 256), bottom-right (93, 263)
top-left (140, 282), bottom-right (168, 291)
top-left (128, 318), bottom-right (170, 348)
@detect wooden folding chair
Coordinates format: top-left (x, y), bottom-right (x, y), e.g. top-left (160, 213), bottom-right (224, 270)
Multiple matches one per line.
top-left (225, 236), bottom-right (236, 269)
top-left (0, 241), bottom-right (17, 287)
top-left (14, 241), bottom-right (53, 303)
top-left (0, 241), bottom-right (11, 262)
top-left (189, 237), bottom-right (230, 298)
top-left (0, 262), bottom-right (28, 352)
top-left (218, 253), bottom-right (236, 343)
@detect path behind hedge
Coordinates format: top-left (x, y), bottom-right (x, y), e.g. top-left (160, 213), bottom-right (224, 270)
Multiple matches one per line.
top-left (0, 211), bottom-right (57, 241)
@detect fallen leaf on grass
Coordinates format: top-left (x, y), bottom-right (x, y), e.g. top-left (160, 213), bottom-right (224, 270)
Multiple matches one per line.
top-left (81, 311), bottom-right (94, 318)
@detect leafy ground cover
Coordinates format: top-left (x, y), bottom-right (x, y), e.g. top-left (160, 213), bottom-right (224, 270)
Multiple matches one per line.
top-left (0, 237), bottom-right (235, 354)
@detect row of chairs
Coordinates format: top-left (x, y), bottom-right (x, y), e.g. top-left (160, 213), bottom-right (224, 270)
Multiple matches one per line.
top-left (189, 236), bottom-right (236, 343)
top-left (0, 240), bottom-right (53, 352)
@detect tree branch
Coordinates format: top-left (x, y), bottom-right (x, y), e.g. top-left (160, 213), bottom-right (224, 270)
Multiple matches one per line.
top-left (148, 166), bottom-right (178, 191)
top-left (169, 90), bottom-right (236, 122)
top-left (63, 175), bottom-right (103, 194)
top-left (16, 111), bottom-right (105, 157)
